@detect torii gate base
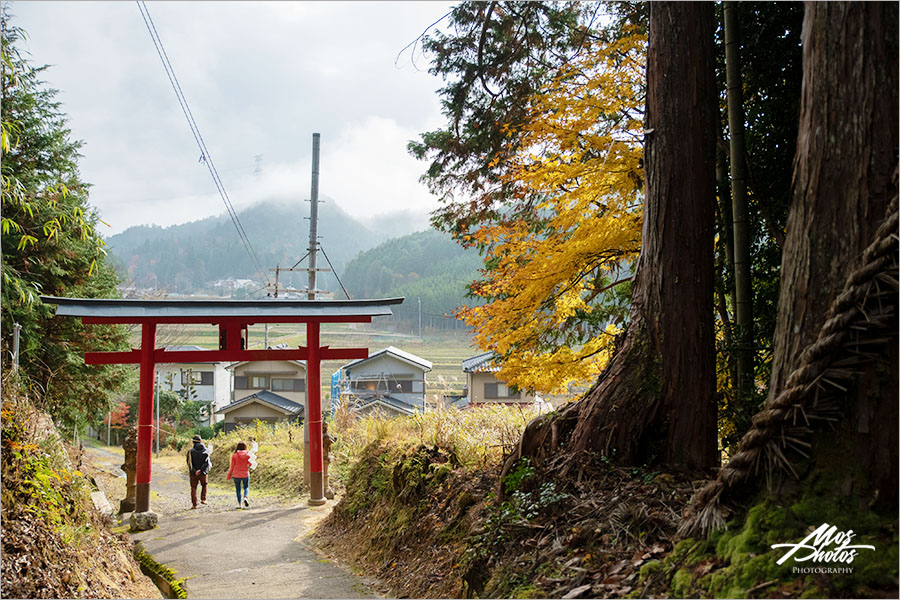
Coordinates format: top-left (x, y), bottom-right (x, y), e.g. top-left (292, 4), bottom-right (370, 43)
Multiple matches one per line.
top-left (44, 296), bottom-right (403, 517)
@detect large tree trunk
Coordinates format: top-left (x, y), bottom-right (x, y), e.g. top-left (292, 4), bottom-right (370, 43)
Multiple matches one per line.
top-left (769, 0), bottom-right (898, 502)
top-left (505, 2), bottom-right (719, 477)
top-left (683, 1), bottom-right (898, 535)
top-left (769, 1), bottom-right (898, 399)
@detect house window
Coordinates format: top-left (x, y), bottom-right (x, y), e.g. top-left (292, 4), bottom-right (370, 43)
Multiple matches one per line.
top-left (250, 375), bottom-right (269, 389)
top-left (272, 378), bottom-right (304, 392)
top-left (234, 376), bottom-right (247, 389)
top-left (484, 382), bottom-right (521, 400)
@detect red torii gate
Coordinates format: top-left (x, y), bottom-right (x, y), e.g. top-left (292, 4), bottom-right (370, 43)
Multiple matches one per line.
top-left (44, 296), bottom-right (403, 514)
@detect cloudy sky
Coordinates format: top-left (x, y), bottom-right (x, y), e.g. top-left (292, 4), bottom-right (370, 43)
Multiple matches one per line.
top-left (10, 1), bottom-right (456, 236)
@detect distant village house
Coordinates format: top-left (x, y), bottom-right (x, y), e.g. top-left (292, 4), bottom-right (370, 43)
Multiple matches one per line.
top-left (156, 346), bottom-right (231, 426)
top-left (331, 346), bottom-right (432, 417)
top-left (461, 352), bottom-right (547, 409)
top-left (216, 360), bottom-right (307, 432)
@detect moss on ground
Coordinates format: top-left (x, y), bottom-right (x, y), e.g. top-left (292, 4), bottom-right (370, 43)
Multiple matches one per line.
top-left (133, 544), bottom-right (187, 599)
top-left (649, 440), bottom-right (898, 599)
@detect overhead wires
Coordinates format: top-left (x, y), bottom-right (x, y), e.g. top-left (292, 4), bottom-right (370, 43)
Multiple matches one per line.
top-left (135, 1), bottom-right (271, 289)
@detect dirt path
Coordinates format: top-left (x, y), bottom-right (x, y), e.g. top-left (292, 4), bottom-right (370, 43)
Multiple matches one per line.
top-left (83, 441), bottom-right (381, 599)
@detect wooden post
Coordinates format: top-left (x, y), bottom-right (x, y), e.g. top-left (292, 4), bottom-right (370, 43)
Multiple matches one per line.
top-left (136, 323), bottom-right (156, 513)
top-left (307, 321), bottom-right (325, 505)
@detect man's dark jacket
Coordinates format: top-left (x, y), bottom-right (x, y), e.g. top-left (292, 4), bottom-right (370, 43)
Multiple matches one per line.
top-left (187, 442), bottom-right (211, 475)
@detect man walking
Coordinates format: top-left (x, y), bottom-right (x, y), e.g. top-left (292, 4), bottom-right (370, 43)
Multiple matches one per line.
top-left (186, 434), bottom-right (211, 509)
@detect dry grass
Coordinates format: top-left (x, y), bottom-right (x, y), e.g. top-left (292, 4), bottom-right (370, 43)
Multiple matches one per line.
top-left (175, 405), bottom-right (542, 497)
top-left (331, 404), bottom-right (542, 477)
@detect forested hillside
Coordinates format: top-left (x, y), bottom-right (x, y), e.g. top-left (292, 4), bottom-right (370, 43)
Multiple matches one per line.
top-left (341, 229), bottom-right (482, 327)
top-left (105, 199), bottom-right (428, 295)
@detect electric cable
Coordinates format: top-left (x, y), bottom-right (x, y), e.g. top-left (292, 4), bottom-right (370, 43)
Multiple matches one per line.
top-left (136, 1), bottom-right (271, 287)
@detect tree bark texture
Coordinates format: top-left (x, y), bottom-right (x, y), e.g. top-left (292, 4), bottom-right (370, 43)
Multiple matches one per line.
top-left (681, 1), bottom-right (898, 536)
top-left (504, 2), bottom-right (719, 477)
top-left (770, 1), bottom-right (898, 500)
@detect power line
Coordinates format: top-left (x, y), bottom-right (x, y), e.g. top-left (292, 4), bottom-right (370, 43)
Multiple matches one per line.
top-left (135, 1), bottom-right (271, 287)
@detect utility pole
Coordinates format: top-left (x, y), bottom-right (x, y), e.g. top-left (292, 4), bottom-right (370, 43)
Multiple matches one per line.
top-left (303, 132), bottom-right (321, 488)
top-left (308, 133), bottom-right (320, 301)
top-left (418, 297), bottom-right (422, 338)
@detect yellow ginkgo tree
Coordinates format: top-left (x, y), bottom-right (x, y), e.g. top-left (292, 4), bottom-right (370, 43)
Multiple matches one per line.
top-left (456, 29), bottom-right (646, 394)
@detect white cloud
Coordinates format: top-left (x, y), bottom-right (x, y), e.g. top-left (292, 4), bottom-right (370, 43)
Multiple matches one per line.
top-left (102, 114), bottom-right (441, 232)
top-left (322, 116), bottom-right (438, 216)
top-left (11, 1), bottom-right (455, 234)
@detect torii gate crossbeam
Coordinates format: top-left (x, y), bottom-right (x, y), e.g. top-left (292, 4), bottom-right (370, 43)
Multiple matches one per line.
top-left (43, 296), bottom-right (403, 515)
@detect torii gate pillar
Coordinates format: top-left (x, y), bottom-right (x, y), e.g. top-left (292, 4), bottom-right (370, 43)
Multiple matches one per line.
top-left (306, 321), bottom-right (326, 505)
top-left (136, 323), bottom-right (156, 513)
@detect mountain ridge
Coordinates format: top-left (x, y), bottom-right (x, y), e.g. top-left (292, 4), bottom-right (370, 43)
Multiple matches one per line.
top-left (106, 198), bottom-right (431, 295)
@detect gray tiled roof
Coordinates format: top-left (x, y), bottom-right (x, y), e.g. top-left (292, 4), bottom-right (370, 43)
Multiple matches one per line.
top-left (353, 393), bottom-right (422, 415)
top-left (343, 346), bottom-right (433, 371)
top-left (461, 352), bottom-right (499, 373)
top-left (216, 390), bottom-right (304, 416)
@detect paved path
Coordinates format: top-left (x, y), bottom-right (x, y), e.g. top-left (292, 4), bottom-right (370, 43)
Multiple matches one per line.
top-left (84, 442), bottom-right (381, 599)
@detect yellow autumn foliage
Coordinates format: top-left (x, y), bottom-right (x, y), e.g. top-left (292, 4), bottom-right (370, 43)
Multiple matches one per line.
top-left (458, 29), bottom-right (646, 395)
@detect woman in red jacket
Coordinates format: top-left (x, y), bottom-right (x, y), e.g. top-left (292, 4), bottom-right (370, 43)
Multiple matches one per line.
top-left (226, 441), bottom-right (253, 509)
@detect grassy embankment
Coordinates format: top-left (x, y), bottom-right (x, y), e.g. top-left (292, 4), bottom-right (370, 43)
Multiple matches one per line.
top-left (133, 395), bottom-right (898, 598)
top-left (312, 407), bottom-right (899, 600)
top-left (0, 376), bottom-right (160, 599)
top-left (317, 404), bottom-right (546, 597)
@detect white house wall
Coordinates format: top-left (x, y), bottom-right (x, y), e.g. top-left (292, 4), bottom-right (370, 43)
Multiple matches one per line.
top-left (157, 363), bottom-right (212, 402)
top-left (157, 362), bottom-right (232, 424)
top-left (234, 360), bottom-right (305, 377)
top-left (232, 360), bottom-right (307, 407)
top-left (212, 362), bottom-right (230, 422)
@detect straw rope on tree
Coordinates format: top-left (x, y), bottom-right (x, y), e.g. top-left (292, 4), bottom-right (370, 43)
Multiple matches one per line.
top-left (680, 190), bottom-right (899, 537)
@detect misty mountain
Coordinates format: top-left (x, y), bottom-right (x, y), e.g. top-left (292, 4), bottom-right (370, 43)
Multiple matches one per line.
top-left (342, 229), bottom-right (483, 327)
top-left (106, 198), bottom-right (430, 295)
